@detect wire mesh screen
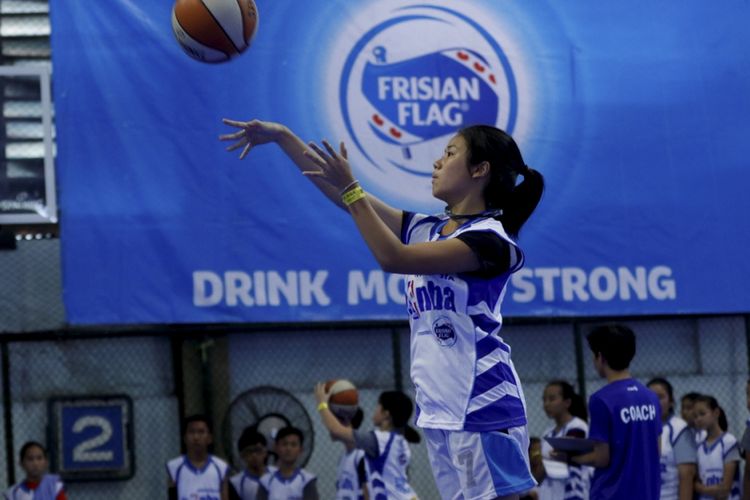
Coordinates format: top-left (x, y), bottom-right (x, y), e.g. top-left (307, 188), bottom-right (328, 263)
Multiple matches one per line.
top-left (0, 316), bottom-right (747, 498)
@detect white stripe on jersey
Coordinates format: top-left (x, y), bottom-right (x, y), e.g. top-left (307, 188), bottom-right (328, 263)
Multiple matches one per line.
top-left (476, 347), bottom-right (512, 376)
top-left (467, 381), bottom-right (520, 413)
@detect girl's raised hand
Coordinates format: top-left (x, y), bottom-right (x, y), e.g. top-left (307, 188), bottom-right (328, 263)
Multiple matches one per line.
top-left (314, 382), bottom-right (332, 405)
top-left (303, 140), bottom-right (356, 192)
top-left (219, 118), bottom-right (287, 159)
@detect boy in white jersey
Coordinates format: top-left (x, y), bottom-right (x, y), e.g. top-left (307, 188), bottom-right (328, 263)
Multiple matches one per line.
top-left (693, 395), bottom-right (740, 500)
top-left (4, 441), bottom-right (66, 500)
top-left (257, 426), bottom-right (318, 500)
top-left (229, 426), bottom-right (277, 500)
top-left (167, 414), bottom-right (230, 500)
top-left (315, 385), bottom-right (419, 500)
top-left (647, 377), bottom-right (697, 500)
top-left (222, 118), bottom-right (544, 500)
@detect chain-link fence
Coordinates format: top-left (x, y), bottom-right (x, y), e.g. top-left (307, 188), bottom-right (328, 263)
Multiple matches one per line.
top-left (0, 315), bottom-right (747, 499)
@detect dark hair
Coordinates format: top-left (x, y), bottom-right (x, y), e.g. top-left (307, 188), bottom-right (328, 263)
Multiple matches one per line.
top-left (351, 407), bottom-right (364, 430)
top-left (695, 395), bottom-right (728, 431)
top-left (546, 380), bottom-right (588, 421)
top-left (647, 377), bottom-right (674, 402)
top-left (19, 441), bottom-right (46, 462)
top-left (379, 391), bottom-right (420, 444)
top-left (458, 125), bottom-right (544, 237)
top-left (586, 324), bottom-right (636, 371)
top-left (183, 414), bottom-right (213, 435)
top-left (275, 426), bottom-right (304, 446)
top-left (237, 426), bottom-right (266, 452)
top-left (681, 392), bottom-right (702, 403)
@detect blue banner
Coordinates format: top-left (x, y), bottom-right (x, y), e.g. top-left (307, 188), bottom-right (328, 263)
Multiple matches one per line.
top-left (51, 1), bottom-right (750, 324)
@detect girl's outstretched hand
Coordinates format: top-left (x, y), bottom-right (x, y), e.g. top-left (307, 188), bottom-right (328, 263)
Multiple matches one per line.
top-left (303, 140), bottom-right (356, 192)
top-left (219, 118), bottom-right (287, 159)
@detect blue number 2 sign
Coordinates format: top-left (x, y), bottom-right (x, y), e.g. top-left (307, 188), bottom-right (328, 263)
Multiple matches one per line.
top-left (49, 395), bottom-right (134, 481)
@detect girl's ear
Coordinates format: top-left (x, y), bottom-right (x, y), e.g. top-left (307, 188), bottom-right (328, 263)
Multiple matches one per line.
top-left (470, 161), bottom-right (490, 179)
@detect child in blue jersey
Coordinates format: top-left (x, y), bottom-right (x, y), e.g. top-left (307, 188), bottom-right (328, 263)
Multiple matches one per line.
top-left (741, 381), bottom-right (750, 500)
top-left (565, 324), bottom-right (661, 500)
top-left (315, 385), bottom-right (419, 500)
top-left (257, 426), bottom-right (318, 500)
top-left (647, 377), bottom-right (697, 500)
top-left (229, 426), bottom-right (277, 500)
top-left (222, 118), bottom-right (544, 500)
top-left (538, 381), bottom-right (590, 500)
top-left (693, 395), bottom-right (741, 500)
top-left (167, 414), bottom-right (230, 500)
top-left (4, 441), bottom-right (67, 500)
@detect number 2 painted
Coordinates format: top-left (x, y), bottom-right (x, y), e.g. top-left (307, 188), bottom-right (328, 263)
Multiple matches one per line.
top-left (72, 416), bottom-right (114, 462)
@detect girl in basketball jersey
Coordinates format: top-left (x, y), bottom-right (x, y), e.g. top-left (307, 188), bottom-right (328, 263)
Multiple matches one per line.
top-left (315, 385), bottom-right (420, 500)
top-left (332, 407), bottom-right (368, 500)
top-left (4, 441), bottom-right (67, 500)
top-left (222, 119), bottom-right (544, 499)
top-left (693, 395), bottom-right (741, 500)
top-left (646, 378), bottom-right (697, 500)
top-left (538, 381), bottom-right (590, 500)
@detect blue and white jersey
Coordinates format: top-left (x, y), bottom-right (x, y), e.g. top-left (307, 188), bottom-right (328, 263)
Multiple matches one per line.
top-left (588, 379), bottom-right (661, 500)
top-left (166, 454), bottom-right (229, 500)
top-left (361, 430), bottom-right (417, 500)
top-left (539, 416), bottom-right (591, 500)
top-left (230, 466), bottom-right (277, 500)
top-left (660, 415), bottom-right (697, 500)
top-left (259, 468), bottom-right (317, 500)
top-left (402, 213), bottom-right (526, 432)
top-left (4, 476), bottom-right (65, 500)
top-left (336, 449), bottom-right (365, 500)
top-left (697, 432), bottom-right (741, 500)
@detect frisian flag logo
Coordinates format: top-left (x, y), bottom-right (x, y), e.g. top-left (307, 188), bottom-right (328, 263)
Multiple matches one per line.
top-left (338, 5), bottom-right (517, 209)
top-left (362, 47), bottom-right (499, 160)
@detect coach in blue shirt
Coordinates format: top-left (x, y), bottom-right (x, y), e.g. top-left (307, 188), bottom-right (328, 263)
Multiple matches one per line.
top-left (570, 324), bottom-right (661, 499)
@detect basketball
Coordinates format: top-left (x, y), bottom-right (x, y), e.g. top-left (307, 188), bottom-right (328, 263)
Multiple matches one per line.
top-left (171, 0), bottom-right (259, 63)
top-left (325, 379), bottom-right (359, 421)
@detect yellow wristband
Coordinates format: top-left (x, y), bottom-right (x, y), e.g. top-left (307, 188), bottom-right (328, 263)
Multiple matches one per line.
top-left (317, 402), bottom-right (329, 412)
top-left (342, 186), bottom-right (366, 206)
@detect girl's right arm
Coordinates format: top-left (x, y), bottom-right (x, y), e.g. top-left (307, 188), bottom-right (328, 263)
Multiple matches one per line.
top-left (220, 119), bottom-right (403, 237)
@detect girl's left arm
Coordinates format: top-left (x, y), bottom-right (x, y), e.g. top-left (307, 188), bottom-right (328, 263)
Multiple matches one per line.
top-left (305, 141), bottom-right (481, 275)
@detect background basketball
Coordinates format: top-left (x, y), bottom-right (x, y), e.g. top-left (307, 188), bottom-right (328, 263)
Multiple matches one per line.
top-left (325, 379), bottom-right (359, 421)
top-left (171, 0), bottom-right (259, 63)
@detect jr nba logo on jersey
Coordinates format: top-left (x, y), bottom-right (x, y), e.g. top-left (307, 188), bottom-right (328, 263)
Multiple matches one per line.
top-left (337, 4), bottom-right (518, 209)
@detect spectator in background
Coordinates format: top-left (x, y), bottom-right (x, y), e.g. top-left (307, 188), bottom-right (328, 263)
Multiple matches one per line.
top-left (230, 426), bottom-right (276, 500)
top-left (315, 386), bottom-right (419, 500)
top-left (167, 414), bottom-right (230, 500)
top-left (4, 441), bottom-right (67, 500)
top-left (681, 392), bottom-right (703, 441)
top-left (647, 377), bottom-right (697, 500)
top-left (258, 426), bottom-right (318, 500)
top-left (568, 324), bottom-right (661, 500)
top-left (741, 380), bottom-right (750, 500)
top-left (539, 380), bottom-right (591, 500)
top-left (693, 395), bottom-right (740, 500)
top-left (332, 407), bottom-right (368, 500)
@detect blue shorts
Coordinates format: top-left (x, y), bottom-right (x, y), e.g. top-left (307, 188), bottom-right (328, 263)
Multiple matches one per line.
top-left (423, 426), bottom-right (536, 500)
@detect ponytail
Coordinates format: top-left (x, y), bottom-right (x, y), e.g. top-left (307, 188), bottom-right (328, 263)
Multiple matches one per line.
top-left (696, 395), bottom-right (728, 431)
top-left (379, 391), bottom-right (421, 444)
top-left (502, 166), bottom-right (544, 238)
top-left (458, 125), bottom-right (544, 238)
top-left (546, 380), bottom-right (588, 421)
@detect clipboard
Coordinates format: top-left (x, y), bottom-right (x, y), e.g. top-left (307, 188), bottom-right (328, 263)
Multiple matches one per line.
top-left (544, 436), bottom-right (596, 455)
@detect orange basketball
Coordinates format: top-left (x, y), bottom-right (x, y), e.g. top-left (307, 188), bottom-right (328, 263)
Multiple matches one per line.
top-left (171, 0), bottom-right (259, 63)
top-left (325, 379), bottom-right (359, 406)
